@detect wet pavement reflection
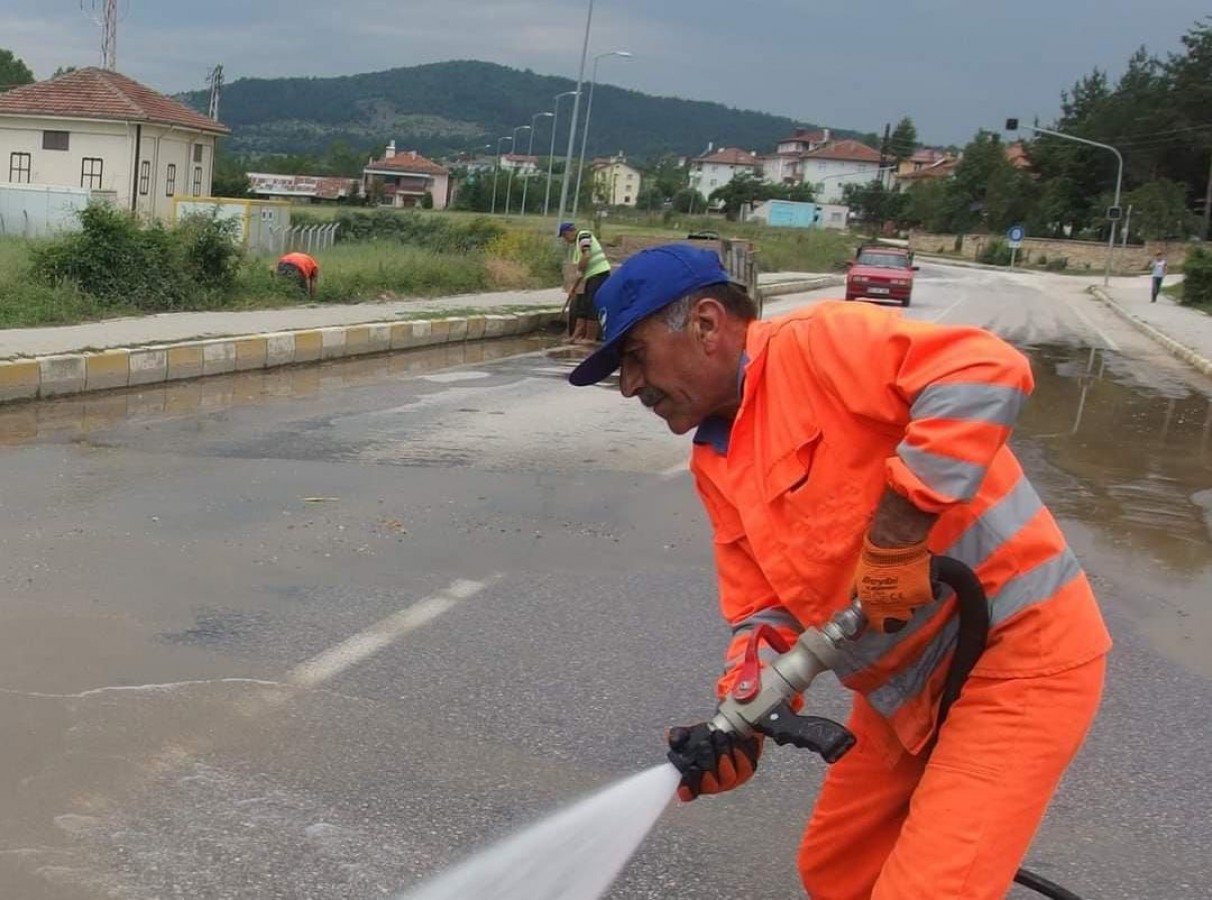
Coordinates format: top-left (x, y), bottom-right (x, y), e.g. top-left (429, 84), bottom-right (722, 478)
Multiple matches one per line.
top-left (1017, 344), bottom-right (1212, 576)
top-left (0, 336), bottom-right (561, 447)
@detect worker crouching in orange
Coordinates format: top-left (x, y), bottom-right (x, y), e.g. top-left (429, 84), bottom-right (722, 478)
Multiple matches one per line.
top-left (275, 251), bottom-right (320, 298)
top-left (568, 245), bottom-right (1110, 899)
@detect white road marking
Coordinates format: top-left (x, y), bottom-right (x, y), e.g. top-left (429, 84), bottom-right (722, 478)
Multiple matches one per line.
top-left (1060, 294), bottom-right (1121, 352)
top-left (288, 577), bottom-right (495, 688)
top-left (930, 295), bottom-right (968, 323)
top-left (659, 461), bottom-right (689, 480)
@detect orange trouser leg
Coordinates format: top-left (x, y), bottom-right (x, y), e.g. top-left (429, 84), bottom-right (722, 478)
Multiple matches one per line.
top-left (799, 655), bottom-right (1106, 900)
top-left (798, 697), bottom-right (926, 900)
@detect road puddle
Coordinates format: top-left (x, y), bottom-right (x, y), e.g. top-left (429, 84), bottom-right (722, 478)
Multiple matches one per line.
top-left (0, 336), bottom-right (559, 447)
top-left (1017, 344), bottom-right (1212, 672)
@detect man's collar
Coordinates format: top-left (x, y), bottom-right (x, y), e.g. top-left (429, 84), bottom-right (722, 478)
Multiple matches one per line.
top-left (692, 351), bottom-right (749, 455)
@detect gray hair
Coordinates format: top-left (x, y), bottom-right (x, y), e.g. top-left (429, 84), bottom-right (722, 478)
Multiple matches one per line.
top-left (661, 296), bottom-right (694, 331)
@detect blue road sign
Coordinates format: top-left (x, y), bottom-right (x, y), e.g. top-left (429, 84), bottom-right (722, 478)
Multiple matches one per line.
top-left (1007, 224), bottom-right (1025, 246)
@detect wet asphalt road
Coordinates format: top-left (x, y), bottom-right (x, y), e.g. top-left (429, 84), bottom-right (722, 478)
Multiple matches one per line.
top-left (0, 263), bottom-right (1209, 899)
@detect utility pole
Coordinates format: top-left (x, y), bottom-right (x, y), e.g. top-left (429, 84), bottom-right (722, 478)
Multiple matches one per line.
top-left (207, 65), bottom-right (224, 121)
top-left (878, 122), bottom-right (891, 190)
top-left (557, 0), bottom-right (594, 227)
top-left (82, 0), bottom-right (122, 70)
top-left (1203, 149), bottom-right (1212, 241)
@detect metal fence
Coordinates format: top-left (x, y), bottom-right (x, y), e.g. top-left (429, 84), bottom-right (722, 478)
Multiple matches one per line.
top-left (720, 238), bottom-right (761, 314)
top-left (269, 224), bottom-right (340, 256)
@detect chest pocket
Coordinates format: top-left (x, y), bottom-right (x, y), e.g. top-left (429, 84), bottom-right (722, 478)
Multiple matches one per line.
top-left (765, 431), bottom-right (875, 571)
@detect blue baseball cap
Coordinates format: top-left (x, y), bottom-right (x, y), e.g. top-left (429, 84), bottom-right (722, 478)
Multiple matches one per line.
top-left (568, 243), bottom-right (732, 387)
top-left (558, 221), bottom-right (576, 235)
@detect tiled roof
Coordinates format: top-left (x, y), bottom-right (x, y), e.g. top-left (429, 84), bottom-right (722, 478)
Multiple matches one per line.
top-left (0, 67), bottom-right (229, 133)
top-left (804, 140), bottom-right (883, 163)
top-left (780, 129), bottom-right (826, 145)
top-left (1006, 141), bottom-right (1030, 169)
top-left (365, 151), bottom-right (449, 176)
top-left (501, 153), bottom-right (539, 164)
top-left (910, 148), bottom-right (948, 164)
top-left (695, 147), bottom-right (760, 166)
top-left (898, 158), bottom-right (959, 181)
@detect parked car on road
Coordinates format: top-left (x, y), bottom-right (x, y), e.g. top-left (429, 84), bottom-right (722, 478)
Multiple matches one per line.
top-left (846, 245), bottom-right (919, 307)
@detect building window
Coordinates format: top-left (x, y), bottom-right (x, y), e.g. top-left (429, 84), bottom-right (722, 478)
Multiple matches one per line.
top-left (193, 144), bottom-right (204, 163)
top-left (166, 163), bottom-right (177, 196)
top-left (192, 165), bottom-right (203, 196)
top-left (42, 130), bottom-right (70, 151)
top-left (9, 152), bottom-right (31, 183)
top-left (81, 157), bottom-right (104, 190)
top-left (139, 160), bottom-right (151, 195)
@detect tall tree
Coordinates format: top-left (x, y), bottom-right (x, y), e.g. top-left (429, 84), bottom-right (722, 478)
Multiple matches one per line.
top-left (0, 49), bottom-right (34, 92)
top-left (890, 117), bottom-right (919, 161)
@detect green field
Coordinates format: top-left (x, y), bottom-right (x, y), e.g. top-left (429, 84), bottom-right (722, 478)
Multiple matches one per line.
top-left (0, 208), bottom-right (858, 329)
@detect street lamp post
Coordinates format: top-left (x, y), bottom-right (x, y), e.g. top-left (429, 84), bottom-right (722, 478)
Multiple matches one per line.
top-left (546, 91), bottom-right (579, 218)
top-left (1006, 118), bottom-right (1123, 286)
top-left (572, 50), bottom-right (632, 219)
top-left (557, 0), bottom-right (594, 228)
top-left (491, 136), bottom-right (513, 215)
top-left (505, 124), bottom-right (531, 215)
top-left (521, 111), bottom-right (554, 216)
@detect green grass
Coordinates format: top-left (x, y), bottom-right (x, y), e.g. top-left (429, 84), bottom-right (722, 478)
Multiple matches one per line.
top-left (0, 206), bottom-right (855, 329)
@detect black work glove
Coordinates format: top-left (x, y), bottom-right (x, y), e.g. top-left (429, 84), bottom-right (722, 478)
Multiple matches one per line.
top-left (666, 723), bottom-right (763, 802)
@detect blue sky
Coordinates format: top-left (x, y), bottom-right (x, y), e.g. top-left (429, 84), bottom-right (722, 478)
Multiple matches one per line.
top-left (1, 0), bottom-right (1207, 144)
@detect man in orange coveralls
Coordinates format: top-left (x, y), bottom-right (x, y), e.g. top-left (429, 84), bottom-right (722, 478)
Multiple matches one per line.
top-left (568, 244), bottom-right (1110, 899)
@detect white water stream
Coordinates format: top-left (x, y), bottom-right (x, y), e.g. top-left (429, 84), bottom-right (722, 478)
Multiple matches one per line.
top-left (397, 764), bottom-right (680, 900)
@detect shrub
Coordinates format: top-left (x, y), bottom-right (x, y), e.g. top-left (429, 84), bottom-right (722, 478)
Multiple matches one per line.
top-left (1045, 257), bottom-right (1069, 272)
top-left (29, 204), bottom-right (246, 311)
top-left (978, 239), bottom-right (1013, 266)
top-left (329, 210), bottom-right (505, 253)
top-left (1180, 245), bottom-right (1212, 307)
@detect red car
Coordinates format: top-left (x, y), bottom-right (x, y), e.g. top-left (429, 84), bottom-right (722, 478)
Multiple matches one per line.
top-left (845, 246), bottom-right (918, 307)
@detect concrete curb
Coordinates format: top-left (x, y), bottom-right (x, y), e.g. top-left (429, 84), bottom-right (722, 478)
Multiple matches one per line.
top-left (760, 274), bottom-right (845, 299)
top-left (1088, 286), bottom-right (1212, 378)
top-left (0, 308), bottom-right (566, 405)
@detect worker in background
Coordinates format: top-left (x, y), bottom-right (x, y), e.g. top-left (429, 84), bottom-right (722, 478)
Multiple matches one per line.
top-left (559, 221), bottom-right (611, 344)
top-left (567, 244), bottom-right (1110, 900)
top-left (276, 251), bottom-right (319, 298)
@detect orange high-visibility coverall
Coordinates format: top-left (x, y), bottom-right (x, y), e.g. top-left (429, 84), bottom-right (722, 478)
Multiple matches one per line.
top-left (690, 301), bottom-right (1111, 900)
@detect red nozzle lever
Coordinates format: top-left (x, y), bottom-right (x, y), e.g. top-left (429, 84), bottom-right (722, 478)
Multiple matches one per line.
top-left (731, 624), bottom-right (794, 703)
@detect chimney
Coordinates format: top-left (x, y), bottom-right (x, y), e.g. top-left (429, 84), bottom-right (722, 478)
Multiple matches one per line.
top-left (410, 150), bottom-right (417, 159)
top-left (386, 140), bottom-right (396, 159)
top-left (823, 128), bottom-right (831, 143)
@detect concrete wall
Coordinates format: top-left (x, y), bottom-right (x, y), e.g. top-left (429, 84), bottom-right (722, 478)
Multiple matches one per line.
top-left (908, 230), bottom-right (1204, 273)
top-left (0, 183), bottom-right (91, 237)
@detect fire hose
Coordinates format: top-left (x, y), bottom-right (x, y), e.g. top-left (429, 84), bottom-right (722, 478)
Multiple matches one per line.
top-left (705, 557), bottom-right (1086, 900)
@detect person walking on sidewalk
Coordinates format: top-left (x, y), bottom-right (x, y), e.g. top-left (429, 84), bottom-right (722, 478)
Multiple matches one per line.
top-left (567, 244), bottom-right (1110, 900)
top-left (1151, 252), bottom-right (1168, 302)
top-left (559, 222), bottom-right (611, 344)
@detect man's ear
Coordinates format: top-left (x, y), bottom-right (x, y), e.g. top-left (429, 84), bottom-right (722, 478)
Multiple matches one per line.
top-left (692, 297), bottom-right (727, 350)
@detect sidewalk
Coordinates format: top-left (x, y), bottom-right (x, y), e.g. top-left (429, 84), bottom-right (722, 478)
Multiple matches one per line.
top-left (1090, 275), bottom-right (1212, 377)
top-left (0, 272), bottom-right (837, 404)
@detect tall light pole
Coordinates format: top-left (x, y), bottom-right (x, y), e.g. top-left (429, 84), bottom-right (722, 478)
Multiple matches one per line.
top-left (521, 111), bottom-right (554, 216)
top-left (1006, 118), bottom-right (1123, 286)
top-left (546, 91), bottom-right (579, 218)
top-left (557, 0), bottom-right (594, 228)
top-left (573, 50), bottom-right (633, 218)
top-left (505, 125), bottom-right (531, 215)
top-left (491, 135), bottom-right (513, 215)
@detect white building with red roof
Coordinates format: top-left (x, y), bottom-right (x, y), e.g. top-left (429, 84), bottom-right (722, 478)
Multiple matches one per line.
top-left (800, 139), bottom-right (887, 203)
top-left (362, 142), bottom-right (451, 209)
top-left (0, 67), bottom-right (229, 221)
top-left (688, 145), bottom-right (761, 199)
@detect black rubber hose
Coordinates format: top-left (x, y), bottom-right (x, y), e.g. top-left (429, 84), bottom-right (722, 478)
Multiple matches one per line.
top-left (930, 556), bottom-right (1087, 900)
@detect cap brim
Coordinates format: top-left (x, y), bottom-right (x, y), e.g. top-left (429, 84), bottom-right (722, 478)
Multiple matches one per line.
top-left (568, 341), bottom-right (622, 386)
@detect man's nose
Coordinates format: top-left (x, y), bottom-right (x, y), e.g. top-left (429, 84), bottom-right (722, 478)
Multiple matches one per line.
top-left (619, 361), bottom-right (642, 398)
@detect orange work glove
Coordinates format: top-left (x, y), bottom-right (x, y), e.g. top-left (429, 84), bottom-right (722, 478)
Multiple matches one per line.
top-left (666, 724), bottom-right (763, 802)
top-left (853, 536), bottom-right (933, 633)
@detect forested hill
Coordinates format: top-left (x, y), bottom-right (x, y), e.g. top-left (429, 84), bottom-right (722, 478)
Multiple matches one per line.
top-left (179, 59), bottom-right (859, 160)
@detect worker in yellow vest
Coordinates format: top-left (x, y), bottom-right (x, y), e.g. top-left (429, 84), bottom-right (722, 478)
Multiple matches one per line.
top-left (559, 222), bottom-right (612, 344)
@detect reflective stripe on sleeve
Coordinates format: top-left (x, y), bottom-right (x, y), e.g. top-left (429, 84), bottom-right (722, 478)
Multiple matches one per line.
top-left (897, 442), bottom-right (988, 502)
top-left (911, 383), bottom-right (1027, 428)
